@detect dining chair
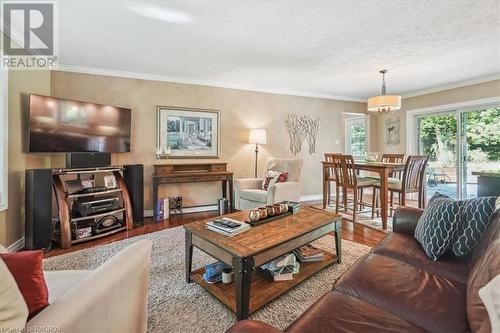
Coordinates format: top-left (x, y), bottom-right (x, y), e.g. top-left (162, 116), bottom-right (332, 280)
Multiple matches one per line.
top-left (382, 153), bottom-right (405, 177)
top-left (382, 154), bottom-right (405, 208)
top-left (372, 155), bottom-right (429, 218)
top-left (324, 153), bottom-right (342, 206)
top-left (367, 153), bottom-right (405, 178)
top-left (332, 154), bottom-right (377, 223)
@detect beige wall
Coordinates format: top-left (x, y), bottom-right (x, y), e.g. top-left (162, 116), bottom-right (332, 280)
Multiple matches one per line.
top-left (374, 79), bottom-right (500, 154)
top-left (0, 70), bottom-right (51, 247)
top-left (2, 67), bottom-right (496, 248)
top-left (50, 71), bottom-right (367, 211)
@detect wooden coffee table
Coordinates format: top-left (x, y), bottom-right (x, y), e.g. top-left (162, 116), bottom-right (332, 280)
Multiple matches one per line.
top-left (184, 205), bottom-right (342, 320)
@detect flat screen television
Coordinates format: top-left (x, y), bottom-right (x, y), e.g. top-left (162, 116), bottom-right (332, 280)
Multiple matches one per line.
top-left (27, 94), bottom-right (131, 153)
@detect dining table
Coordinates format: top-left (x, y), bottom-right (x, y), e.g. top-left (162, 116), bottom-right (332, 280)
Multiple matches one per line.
top-left (322, 160), bottom-right (407, 230)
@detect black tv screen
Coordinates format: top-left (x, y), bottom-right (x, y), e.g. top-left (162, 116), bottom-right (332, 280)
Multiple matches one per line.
top-left (27, 94), bottom-right (131, 153)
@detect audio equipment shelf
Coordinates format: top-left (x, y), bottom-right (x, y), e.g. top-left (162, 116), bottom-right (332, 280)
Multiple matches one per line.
top-left (67, 188), bottom-right (123, 199)
top-left (71, 226), bottom-right (127, 245)
top-left (71, 208), bottom-right (127, 223)
top-left (53, 166), bottom-right (125, 175)
top-left (52, 166), bottom-right (134, 249)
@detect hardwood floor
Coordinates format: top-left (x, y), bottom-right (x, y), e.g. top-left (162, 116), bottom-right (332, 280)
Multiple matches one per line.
top-left (44, 205), bottom-right (386, 258)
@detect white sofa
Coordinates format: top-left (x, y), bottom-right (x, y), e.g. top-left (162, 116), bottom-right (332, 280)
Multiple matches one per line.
top-left (3, 240), bottom-right (152, 333)
top-left (234, 157), bottom-right (303, 210)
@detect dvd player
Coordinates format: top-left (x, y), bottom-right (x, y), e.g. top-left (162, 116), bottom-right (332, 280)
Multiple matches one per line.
top-left (74, 197), bottom-right (120, 217)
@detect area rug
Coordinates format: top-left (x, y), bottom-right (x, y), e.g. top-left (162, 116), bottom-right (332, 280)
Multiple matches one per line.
top-left (43, 226), bottom-right (371, 333)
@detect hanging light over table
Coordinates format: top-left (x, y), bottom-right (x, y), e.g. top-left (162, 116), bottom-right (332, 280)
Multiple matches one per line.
top-left (367, 70), bottom-right (401, 114)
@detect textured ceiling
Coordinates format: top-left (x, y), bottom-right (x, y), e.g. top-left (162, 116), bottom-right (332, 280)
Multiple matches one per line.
top-left (55, 0), bottom-right (500, 99)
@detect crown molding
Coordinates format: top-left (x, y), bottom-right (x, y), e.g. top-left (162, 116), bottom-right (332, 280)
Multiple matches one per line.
top-left (54, 64), bottom-right (368, 103)
top-left (402, 74), bottom-right (500, 99)
top-left (53, 65), bottom-right (500, 103)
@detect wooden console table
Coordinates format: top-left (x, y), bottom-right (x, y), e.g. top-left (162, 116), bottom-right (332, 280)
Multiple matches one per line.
top-left (152, 163), bottom-right (234, 222)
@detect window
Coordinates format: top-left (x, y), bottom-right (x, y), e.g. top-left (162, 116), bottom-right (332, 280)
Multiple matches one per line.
top-left (345, 116), bottom-right (366, 159)
top-left (0, 69), bottom-right (7, 211)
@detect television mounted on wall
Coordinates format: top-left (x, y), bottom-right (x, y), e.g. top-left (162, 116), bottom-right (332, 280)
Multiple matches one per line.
top-left (26, 94), bottom-right (131, 153)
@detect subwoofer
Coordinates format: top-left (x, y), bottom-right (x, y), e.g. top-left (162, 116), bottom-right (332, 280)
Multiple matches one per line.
top-left (123, 164), bottom-right (144, 226)
top-left (65, 152), bottom-right (111, 168)
top-left (25, 169), bottom-right (53, 250)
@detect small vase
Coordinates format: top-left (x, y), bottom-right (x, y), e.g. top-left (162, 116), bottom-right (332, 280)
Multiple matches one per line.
top-left (258, 207), bottom-right (268, 220)
top-left (248, 210), bottom-right (260, 222)
top-left (280, 202), bottom-right (289, 214)
top-left (266, 205), bottom-right (275, 216)
top-left (273, 203), bottom-right (282, 214)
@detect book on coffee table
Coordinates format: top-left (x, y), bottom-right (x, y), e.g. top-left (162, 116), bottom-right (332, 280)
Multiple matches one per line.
top-left (270, 272), bottom-right (294, 281)
top-left (294, 244), bottom-right (325, 262)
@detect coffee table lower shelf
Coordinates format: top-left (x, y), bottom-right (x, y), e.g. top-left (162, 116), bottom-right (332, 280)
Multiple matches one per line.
top-left (191, 251), bottom-right (337, 314)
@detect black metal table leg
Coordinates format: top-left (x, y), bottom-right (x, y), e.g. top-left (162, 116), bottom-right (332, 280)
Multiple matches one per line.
top-left (185, 231), bottom-right (193, 283)
top-left (234, 256), bottom-right (254, 320)
top-left (334, 219), bottom-right (342, 263)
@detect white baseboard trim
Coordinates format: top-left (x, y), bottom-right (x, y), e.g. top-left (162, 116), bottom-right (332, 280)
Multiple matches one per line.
top-left (6, 237), bottom-right (25, 252)
top-left (300, 194), bottom-right (323, 202)
top-left (144, 197), bottom-right (326, 218)
top-left (144, 204), bottom-right (219, 217)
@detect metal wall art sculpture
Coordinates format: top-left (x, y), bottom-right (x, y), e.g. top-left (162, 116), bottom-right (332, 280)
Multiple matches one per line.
top-left (285, 114), bottom-right (319, 155)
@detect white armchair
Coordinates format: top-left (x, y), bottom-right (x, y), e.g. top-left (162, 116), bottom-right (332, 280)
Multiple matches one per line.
top-left (234, 157), bottom-right (303, 210)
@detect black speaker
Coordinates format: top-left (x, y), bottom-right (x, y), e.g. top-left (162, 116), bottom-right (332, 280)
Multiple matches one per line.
top-left (65, 152), bottom-right (111, 168)
top-left (25, 169), bottom-right (53, 250)
top-left (123, 164), bottom-right (144, 226)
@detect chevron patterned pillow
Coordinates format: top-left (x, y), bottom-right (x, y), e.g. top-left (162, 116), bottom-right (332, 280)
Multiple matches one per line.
top-left (451, 196), bottom-right (497, 257)
top-left (414, 192), bottom-right (461, 261)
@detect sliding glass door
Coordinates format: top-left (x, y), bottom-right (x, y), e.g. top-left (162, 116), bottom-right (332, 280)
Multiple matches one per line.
top-left (417, 106), bottom-right (500, 200)
top-left (461, 108), bottom-right (500, 198)
top-left (418, 112), bottom-right (458, 198)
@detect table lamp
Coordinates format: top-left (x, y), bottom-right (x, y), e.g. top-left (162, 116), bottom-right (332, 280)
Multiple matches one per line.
top-left (248, 128), bottom-right (267, 178)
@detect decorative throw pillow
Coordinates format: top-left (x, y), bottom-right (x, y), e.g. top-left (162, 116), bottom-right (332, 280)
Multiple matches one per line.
top-left (414, 192), bottom-right (461, 261)
top-left (0, 251), bottom-right (49, 319)
top-left (451, 196), bottom-right (497, 257)
top-left (0, 258), bottom-right (29, 331)
top-left (262, 170), bottom-right (288, 191)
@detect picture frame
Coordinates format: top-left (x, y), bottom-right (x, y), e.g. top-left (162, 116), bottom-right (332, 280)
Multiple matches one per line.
top-left (156, 106), bottom-right (220, 159)
top-left (384, 117), bottom-right (401, 146)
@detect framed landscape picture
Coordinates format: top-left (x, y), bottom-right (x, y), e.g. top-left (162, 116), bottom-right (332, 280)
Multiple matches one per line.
top-left (156, 106), bottom-right (220, 159)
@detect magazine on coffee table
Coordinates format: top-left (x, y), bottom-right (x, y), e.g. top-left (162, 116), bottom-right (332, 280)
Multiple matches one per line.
top-left (206, 218), bottom-right (250, 237)
top-left (294, 244), bottom-right (325, 262)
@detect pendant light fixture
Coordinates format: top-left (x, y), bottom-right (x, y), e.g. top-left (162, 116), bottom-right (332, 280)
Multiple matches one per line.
top-left (367, 70), bottom-right (401, 114)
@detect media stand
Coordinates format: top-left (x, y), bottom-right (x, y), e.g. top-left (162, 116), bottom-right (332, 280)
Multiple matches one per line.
top-left (52, 166), bottom-right (134, 248)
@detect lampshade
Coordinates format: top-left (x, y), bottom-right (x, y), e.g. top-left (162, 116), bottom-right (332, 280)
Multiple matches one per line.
top-left (367, 95), bottom-right (401, 113)
top-left (248, 128), bottom-right (267, 145)
top-left (367, 69), bottom-right (401, 114)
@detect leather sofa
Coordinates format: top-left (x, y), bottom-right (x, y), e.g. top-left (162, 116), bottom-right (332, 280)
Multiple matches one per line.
top-left (226, 206), bottom-right (499, 333)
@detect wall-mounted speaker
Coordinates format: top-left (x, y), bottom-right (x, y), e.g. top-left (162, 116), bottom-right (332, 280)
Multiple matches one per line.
top-left (25, 169), bottom-right (53, 250)
top-left (65, 152), bottom-right (111, 168)
top-left (123, 164), bottom-right (144, 226)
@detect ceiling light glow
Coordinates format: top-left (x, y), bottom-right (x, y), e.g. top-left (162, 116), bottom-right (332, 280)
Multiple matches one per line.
top-left (125, 4), bottom-right (194, 24)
